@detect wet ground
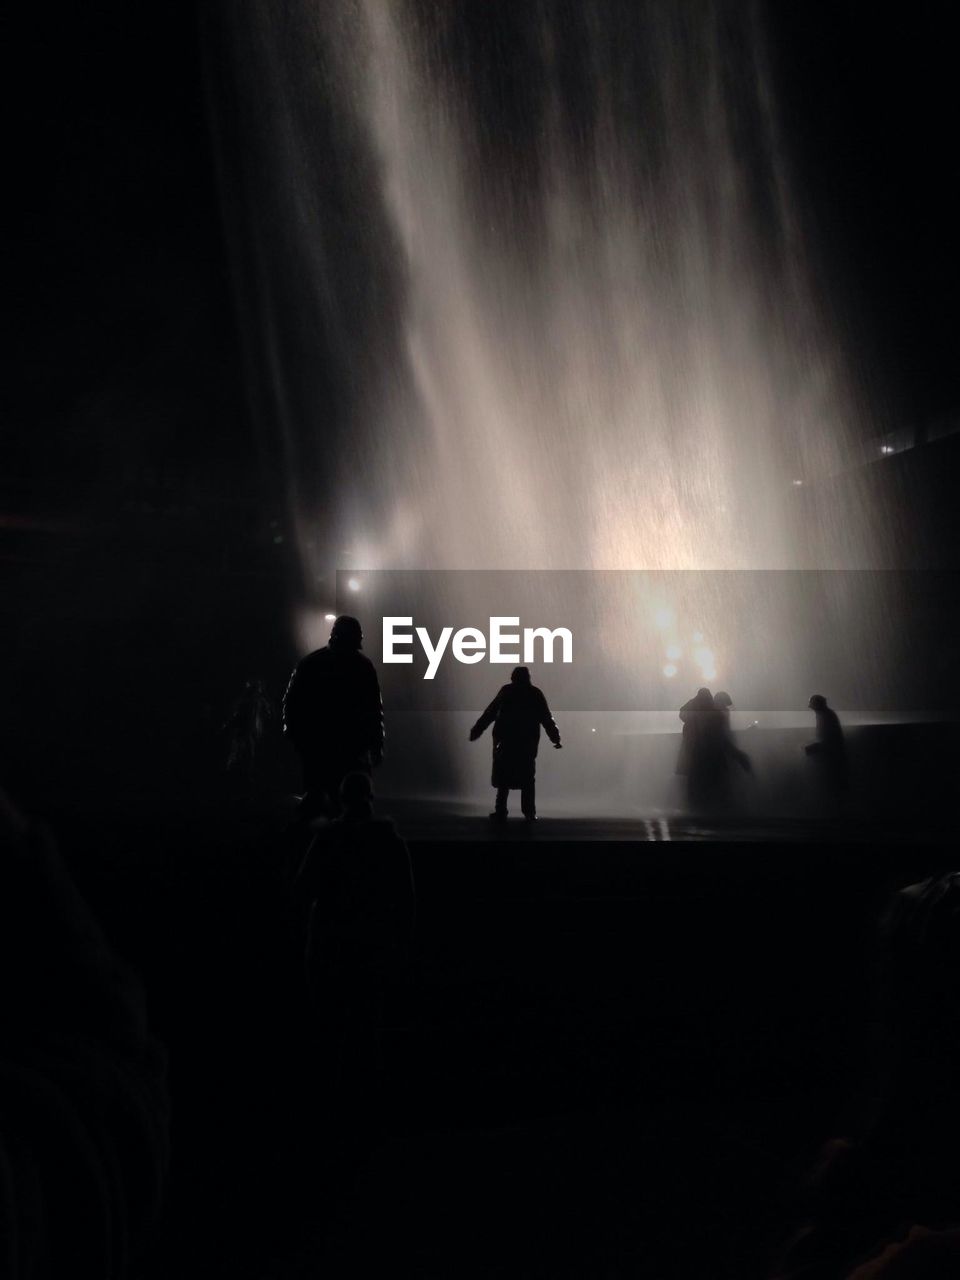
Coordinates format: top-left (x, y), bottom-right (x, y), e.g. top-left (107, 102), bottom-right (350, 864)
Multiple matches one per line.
top-left (45, 791), bottom-right (950, 1279)
top-left (378, 795), bottom-right (951, 845)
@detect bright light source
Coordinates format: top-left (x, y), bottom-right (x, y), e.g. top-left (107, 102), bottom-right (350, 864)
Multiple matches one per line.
top-left (591, 727), bottom-right (597, 733)
top-left (347, 578), bottom-right (361, 592)
top-left (880, 445), bottom-right (894, 454)
top-left (666, 644), bottom-right (682, 660)
top-left (324, 613), bottom-right (337, 622)
top-left (663, 663), bottom-right (678, 678)
top-left (791, 478), bottom-right (803, 487)
top-left (653, 607), bottom-right (673, 630)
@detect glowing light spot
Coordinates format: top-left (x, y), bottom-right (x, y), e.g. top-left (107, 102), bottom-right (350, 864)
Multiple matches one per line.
top-left (324, 613), bottom-right (337, 621)
top-left (591, 727), bottom-right (597, 733)
top-left (880, 445), bottom-right (894, 455)
top-left (663, 663), bottom-right (678, 677)
top-left (653, 607), bottom-right (673, 630)
top-left (666, 644), bottom-right (682, 660)
top-left (791, 478), bottom-right (803, 487)
top-left (347, 578), bottom-right (361, 592)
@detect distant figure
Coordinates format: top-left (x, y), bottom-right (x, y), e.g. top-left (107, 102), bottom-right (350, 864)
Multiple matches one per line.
top-left (804, 693), bottom-right (848, 800)
top-left (469, 666), bottom-right (562, 822)
top-left (677, 686), bottom-right (750, 810)
top-left (713, 689), bottom-right (733, 726)
top-left (713, 690), bottom-right (752, 774)
top-left (283, 616), bottom-right (384, 818)
top-left (676, 687), bottom-right (714, 778)
top-left (223, 677), bottom-right (274, 778)
top-left (296, 773), bottom-right (416, 1085)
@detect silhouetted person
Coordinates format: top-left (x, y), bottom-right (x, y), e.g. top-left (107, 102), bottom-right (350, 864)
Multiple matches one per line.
top-left (676, 687), bottom-right (714, 779)
top-left (469, 666), bottom-right (561, 822)
top-left (713, 689), bottom-right (732, 727)
top-left (0, 789), bottom-right (170, 1279)
top-left (713, 689), bottom-right (752, 774)
top-left (283, 616), bottom-right (384, 818)
top-left (295, 773), bottom-right (415, 1092)
top-left (774, 871), bottom-right (960, 1278)
top-left (804, 693), bottom-right (847, 801)
top-left (678, 687), bottom-right (750, 810)
top-left (223, 676), bottom-right (274, 778)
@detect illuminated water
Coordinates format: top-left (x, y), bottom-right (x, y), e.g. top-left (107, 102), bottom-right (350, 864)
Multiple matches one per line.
top-left (212, 1), bottom-right (903, 788)
top-left (327, 0), bottom-right (883, 575)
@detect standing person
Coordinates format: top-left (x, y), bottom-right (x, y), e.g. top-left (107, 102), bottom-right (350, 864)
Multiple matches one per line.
top-left (283, 615), bottom-right (384, 818)
top-left (469, 666), bottom-right (562, 823)
top-left (677, 687), bottom-right (750, 811)
top-left (222, 677), bottom-right (274, 780)
top-left (676, 687), bottom-right (714, 779)
top-left (804, 693), bottom-right (848, 802)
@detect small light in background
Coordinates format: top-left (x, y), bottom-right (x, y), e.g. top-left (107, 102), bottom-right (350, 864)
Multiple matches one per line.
top-left (347, 578), bottom-right (361, 592)
top-left (791, 478), bottom-right (803, 487)
top-left (880, 445), bottom-right (894, 455)
top-left (663, 663), bottom-right (678, 678)
top-left (591, 727), bottom-right (597, 733)
top-left (324, 613), bottom-right (337, 622)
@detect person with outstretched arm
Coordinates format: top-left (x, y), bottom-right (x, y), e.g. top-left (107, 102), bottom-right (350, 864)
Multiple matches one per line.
top-left (469, 666), bottom-right (561, 822)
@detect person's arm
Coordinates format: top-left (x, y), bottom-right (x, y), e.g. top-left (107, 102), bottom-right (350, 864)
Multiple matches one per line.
top-left (282, 662), bottom-right (304, 745)
top-left (364, 662), bottom-right (385, 762)
top-left (538, 691), bottom-right (562, 747)
top-left (469, 691), bottom-right (502, 740)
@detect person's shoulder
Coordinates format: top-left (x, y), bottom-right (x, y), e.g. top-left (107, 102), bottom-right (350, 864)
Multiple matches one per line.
top-left (299, 646), bottom-right (331, 667)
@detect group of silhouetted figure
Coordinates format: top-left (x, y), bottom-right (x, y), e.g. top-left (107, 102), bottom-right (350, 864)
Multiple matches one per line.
top-left (276, 614), bottom-right (848, 823)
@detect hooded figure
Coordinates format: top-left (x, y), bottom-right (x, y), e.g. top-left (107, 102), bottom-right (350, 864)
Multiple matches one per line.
top-left (470, 667), bottom-right (562, 822)
top-left (676, 687), bottom-right (715, 777)
top-left (283, 615), bottom-right (384, 817)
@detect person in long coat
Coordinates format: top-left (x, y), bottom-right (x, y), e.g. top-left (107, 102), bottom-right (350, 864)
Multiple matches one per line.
top-left (469, 666), bottom-right (562, 822)
top-left (283, 615), bottom-right (384, 817)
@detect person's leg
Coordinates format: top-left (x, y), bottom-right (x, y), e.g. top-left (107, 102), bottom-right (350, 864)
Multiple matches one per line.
top-left (521, 782), bottom-right (536, 819)
top-left (491, 787), bottom-right (509, 819)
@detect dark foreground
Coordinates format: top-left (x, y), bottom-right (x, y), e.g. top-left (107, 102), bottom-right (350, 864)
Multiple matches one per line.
top-left (42, 797), bottom-right (951, 1280)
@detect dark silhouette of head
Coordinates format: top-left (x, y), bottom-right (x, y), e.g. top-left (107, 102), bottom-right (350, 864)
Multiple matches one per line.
top-left (714, 690), bottom-right (732, 710)
top-left (809, 694), bottom-right (828, 712)
top-left (695, 686), bottom-right (713, 707)
top-left (330, 615), bottom-right (363, 650)
top-left (339, 770), bottom-right (373, 820)
top-left (511, 666), bottom-right (532, 685)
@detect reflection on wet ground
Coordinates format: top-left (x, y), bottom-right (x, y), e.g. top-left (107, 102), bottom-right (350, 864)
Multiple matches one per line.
top-left (380, 797), bottom-right (950, 843)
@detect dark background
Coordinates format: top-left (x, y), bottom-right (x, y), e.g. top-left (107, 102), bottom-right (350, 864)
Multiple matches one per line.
top-left (2, 1), bottom-right (957, 808)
